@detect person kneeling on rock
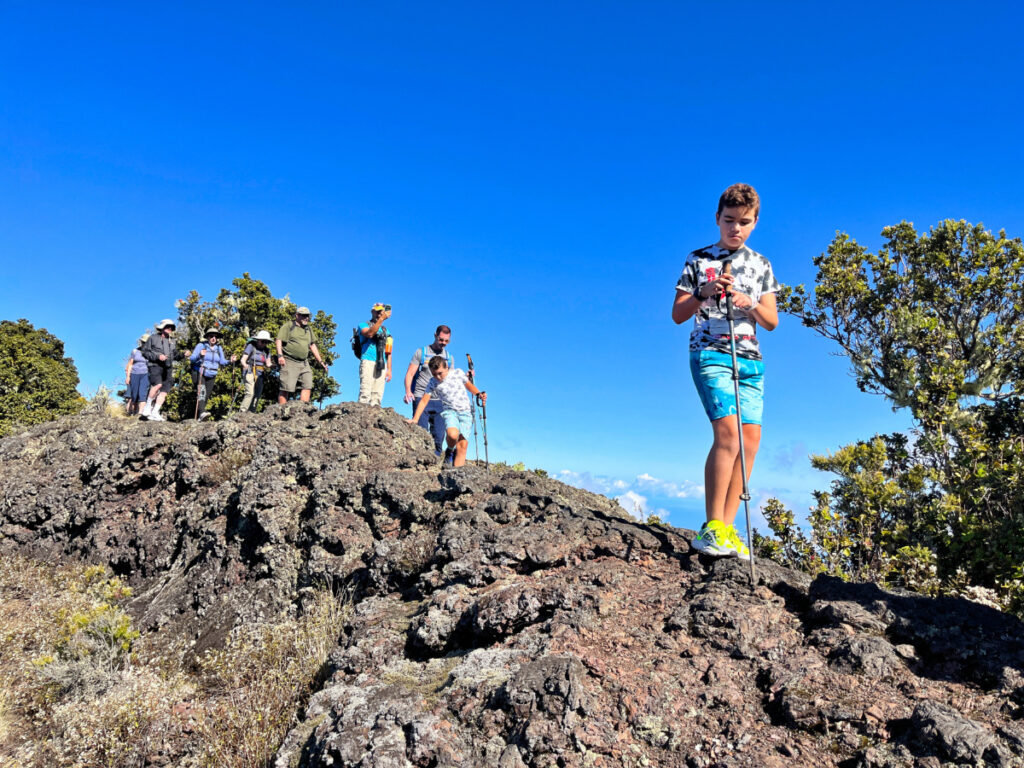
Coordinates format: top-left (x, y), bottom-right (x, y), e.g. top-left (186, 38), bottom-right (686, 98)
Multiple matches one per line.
top-left (407, 356), bottom-right (485, 468)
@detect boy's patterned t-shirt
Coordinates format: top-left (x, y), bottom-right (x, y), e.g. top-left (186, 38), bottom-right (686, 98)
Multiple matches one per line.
top-left (676, 244), bottom-right (780, 360)
top-left (424, 367), bottom-right (472, 412)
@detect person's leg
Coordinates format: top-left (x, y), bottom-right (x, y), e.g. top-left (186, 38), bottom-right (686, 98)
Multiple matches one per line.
top-left (722, 423), bottom-right (761, 525)
top-left (453, 435), bottom-right (469, 467)
top-left (252, 374), bottom-right (264, 411)
top-left (369, 368), bottom-right (385, 407)
top-left (143, 368), bottom-right (162, 416)
top-left (279, 359), bottom-right (297, 404)
top-left (298, 362), bottom-right (313, 402)
top-left (358, 360), bottom-right (373, 404)
top-left (240, 371), bottom-right (255, 411)
top-left (152, 378), bottom-right (170, 418)
top-left (199, 376), bottom-right (214, 417)
top-left (705, 417), bottom-right (741, 523)
top-left (425, 401), bottom-right (446, 454)
top-left (445, 427), bottom-right (461, 463)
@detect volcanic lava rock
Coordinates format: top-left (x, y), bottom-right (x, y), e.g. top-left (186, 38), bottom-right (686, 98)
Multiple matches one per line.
top-left (2, 404), bottom-right (1023, 767)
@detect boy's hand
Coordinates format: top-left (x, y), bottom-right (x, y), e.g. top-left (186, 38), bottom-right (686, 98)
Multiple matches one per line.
top-left (405, 418), bottom-right (417, 425)
top-left (730, 291), bottom-right (754, 309)
top-left (702, 273), bottom-right (734, 298)
top-left (477, 392), bottom-right (487, 405)
top-left (404, 391), bottom-right (414, 404)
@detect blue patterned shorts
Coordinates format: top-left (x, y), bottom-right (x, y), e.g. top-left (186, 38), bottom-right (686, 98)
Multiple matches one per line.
top-left (689, 349), bottom-right (764, 424)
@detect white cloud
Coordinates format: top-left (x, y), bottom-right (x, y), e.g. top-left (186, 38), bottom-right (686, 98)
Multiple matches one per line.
top-left (615, 490), bottom-right (648, 520)
top-left (556, 468), bottom-right (708, 527)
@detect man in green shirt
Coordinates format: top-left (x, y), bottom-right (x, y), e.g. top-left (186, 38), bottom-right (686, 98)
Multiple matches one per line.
top-left (275, 307), bottom-right (328, 404)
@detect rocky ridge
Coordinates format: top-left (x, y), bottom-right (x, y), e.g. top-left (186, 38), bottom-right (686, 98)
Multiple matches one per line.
top-left (1, 404), bottom-right (1023, 767)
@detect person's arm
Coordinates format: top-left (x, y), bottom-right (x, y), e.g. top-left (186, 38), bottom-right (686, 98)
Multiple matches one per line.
top-left (190, 344), bottom-right (204, 363)
top-left (463, 377), bottom-right (486, 402)
top-left (361, 317), bottom-right (385, 338)
top-left (309, 342), bottom-right (328, 370)
top-left (140, 338), bottom-right (158, 363)
top-left (747, 292), bottom-right (779, 331)
top-left (403, 359), bottom-right (419, 403)
top-left (385, 350), bottom-right (393, 382)
top-left (408, 391), bottom-right (432, 423)
top-left (276, 334), bottom-right (286, 367)
top-left (125, 358), bottom-right (132, 385)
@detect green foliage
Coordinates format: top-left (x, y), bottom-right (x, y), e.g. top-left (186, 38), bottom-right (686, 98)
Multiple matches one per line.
top-left (164, 274), bottom-right (340, 420)
top-left (767, 220), bottom-right (1024, 612)
top-left (0, 319), bottom-right (84, 437)
top-left (495, 461), bottom-right (549, 477)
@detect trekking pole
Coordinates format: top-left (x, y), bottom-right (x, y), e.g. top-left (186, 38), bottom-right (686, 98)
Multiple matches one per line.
top-left (231, 359), bottom-right (244, 411)
top-left (194, 362), bottom-right (206, 420)
top-left (722, 261), bottom-right (757, 590)
top-left (475, 392), bottom-right (489, 470)
top-left (467, 354), bottom-right (480, 463)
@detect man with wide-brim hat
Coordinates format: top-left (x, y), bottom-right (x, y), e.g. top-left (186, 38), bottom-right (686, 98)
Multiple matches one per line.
top-left (240, 330), bottom-right (274, 412)
top-left (276, 307), bottom-right (328, 404)
top-left (140, 318), bottom-right (178, 421)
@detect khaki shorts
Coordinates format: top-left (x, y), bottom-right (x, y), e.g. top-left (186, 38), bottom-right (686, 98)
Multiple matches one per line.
top-left (280, 357), bottom-right (312, 393)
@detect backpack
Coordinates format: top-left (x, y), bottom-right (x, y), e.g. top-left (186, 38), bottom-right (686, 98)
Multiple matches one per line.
top-left (350, 327), bottom-right (363, 359)
top-left (419, 345), bottom-right (453, 375)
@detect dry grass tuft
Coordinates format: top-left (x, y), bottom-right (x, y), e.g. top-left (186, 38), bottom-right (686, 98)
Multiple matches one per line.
top-left (0, 555), bottom-right (348, 768)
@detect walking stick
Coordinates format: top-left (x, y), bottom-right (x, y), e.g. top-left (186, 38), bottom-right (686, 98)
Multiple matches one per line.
top-left (194, 361), bottom-right (206, 420)
top-left (475, 392), bottom-right (489, 470)
top-left (467, 354), bottom-right (480, 463)
top-left (722, 261), bottom-right (757, 589)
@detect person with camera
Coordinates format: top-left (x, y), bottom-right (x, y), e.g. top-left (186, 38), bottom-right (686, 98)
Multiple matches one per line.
top-left (276, 306), bottom-right (329, 404)
top-left (357, 303), bottom-right (393, 406)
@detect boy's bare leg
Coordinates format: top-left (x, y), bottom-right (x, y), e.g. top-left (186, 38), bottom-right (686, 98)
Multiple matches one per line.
top-left (453, 436), bottom-right (469, 467)
top-left (704, 417), bottom-right (740, 522)
top-left (722, 423), bottom-right (761, 526)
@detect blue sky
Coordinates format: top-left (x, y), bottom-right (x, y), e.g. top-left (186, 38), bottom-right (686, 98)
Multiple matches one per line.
top-left (2, 2), bottom-right (1022, 531)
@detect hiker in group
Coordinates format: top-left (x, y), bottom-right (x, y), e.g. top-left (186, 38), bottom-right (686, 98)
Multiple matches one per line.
top-left (407, 356), bottom-right (486, 468)
top-left (403, 324), bottom-right (453, 456)
top-left (357, 303), bottom-right (393, 406)
top-left (238, 330), bottom-right (274, 412)
top-left (140, 319), bottom-right (178, 421)
top-left (671, 183), bottom-right (780, 560)
top-left (276, 307), bottom-right (329, 404)
top-left (124, 334), bottom-right (150, 416)
top-left (189, 328), bottom-right (237, 420)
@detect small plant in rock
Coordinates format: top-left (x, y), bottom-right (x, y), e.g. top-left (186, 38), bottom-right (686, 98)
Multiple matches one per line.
top-left (192, 587), bottom-right (349, 768)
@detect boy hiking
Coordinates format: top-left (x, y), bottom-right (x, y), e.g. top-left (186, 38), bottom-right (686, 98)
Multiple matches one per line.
top-left (407, 356), bottom-right (486, 468)
top-left (672, 183), bottom-right (780, 559)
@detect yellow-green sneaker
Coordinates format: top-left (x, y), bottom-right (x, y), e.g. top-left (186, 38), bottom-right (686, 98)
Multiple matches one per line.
top-left (692, 520), bottom-right (734, 557)
top-left (724, 525), bottom-right (750, 561)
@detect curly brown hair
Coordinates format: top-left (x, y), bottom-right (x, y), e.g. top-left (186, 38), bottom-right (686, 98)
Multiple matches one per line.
top-left (717, 183), bottom-right (760, 218)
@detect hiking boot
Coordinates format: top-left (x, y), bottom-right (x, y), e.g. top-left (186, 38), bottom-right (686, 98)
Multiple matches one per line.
top-left (199, 411), bottom-right (211, 421)
top-left (442, 447), bottom-right (455, 466)
top-left (724, 525), bottom-right (751, 561)
top-left (692, 520), bottom-right (734, 557)
top-left (149, 413), bottom-right (165, 422)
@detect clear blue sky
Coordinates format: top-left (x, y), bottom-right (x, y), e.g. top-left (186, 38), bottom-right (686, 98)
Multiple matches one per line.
top-left (2, 2), bottom-right (1022, 531)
